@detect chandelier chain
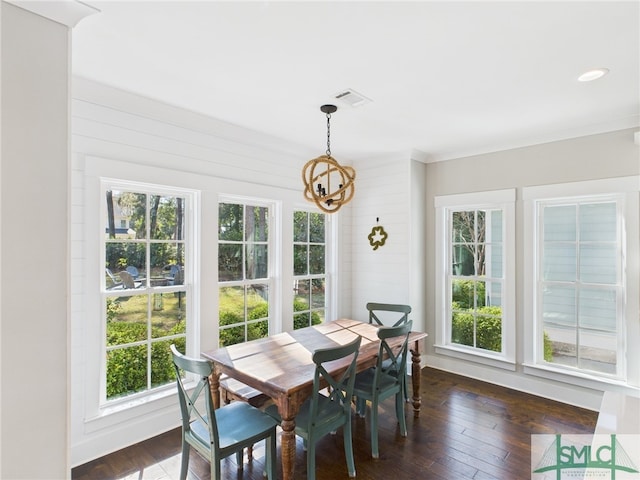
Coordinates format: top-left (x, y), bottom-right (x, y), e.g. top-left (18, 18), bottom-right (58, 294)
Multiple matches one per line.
top-left (326, 112), bottom-right (331, 157)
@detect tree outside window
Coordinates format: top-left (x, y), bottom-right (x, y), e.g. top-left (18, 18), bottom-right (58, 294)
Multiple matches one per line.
top-left (104, 187), bottom-right (188, 401)
top-left (218, 202), bottom-right (271, 346)
top-left (450, 208), bottom-right (504, 353)
top-left (293, 211), bottom-right (326, 329)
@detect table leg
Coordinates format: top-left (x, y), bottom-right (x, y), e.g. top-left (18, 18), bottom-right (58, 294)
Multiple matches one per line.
top-left (280, 417), bottom-right (296, 480)
top-left (209, 370), bottom-right (221, 410)
top-left (410, 342), bottom-right (422, 417)
top-left (277, 397), bottom-right (301, 480)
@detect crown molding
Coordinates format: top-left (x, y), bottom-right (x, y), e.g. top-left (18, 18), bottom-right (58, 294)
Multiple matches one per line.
top-left (5, 0), bottom-right (99, 27)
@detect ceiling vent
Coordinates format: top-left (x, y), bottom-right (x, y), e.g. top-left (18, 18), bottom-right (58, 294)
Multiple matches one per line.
top-left (333, 88), bottom-right (372, 108)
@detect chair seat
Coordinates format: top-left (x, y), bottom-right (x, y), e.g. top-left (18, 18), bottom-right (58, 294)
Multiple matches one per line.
top-left (353, 368), bottom-right (398, 395)
top-left (266, 394), bottom-right (345, 434)
top-left (190, 402), bottom-right (277, 452)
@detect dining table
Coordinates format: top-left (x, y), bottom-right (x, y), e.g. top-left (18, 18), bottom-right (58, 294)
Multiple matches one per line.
top-left (201, 318), bottom-right (428, 480)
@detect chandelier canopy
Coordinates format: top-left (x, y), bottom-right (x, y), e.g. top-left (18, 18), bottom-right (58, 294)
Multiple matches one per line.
top-left (302, 105), bottom-right (356, 214)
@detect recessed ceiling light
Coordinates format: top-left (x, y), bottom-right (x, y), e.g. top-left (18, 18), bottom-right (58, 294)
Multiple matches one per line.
top-left (578, 68), bottom-right (609, 82)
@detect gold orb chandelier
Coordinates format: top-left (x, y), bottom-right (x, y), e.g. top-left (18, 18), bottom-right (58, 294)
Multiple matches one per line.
top-left (302, 105), bottom-right (356, 214)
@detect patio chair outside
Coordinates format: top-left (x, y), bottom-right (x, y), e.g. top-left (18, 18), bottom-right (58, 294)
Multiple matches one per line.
top-left (105, 268), bottom-right (122, 289)
top-left (118, 270), bottom-right (143, 289)
top-left (125, 265), bottom-right (140, 279)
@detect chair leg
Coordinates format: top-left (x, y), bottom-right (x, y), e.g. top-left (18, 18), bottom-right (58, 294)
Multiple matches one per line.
top-left (403, 373), bottom-right (410, 402)
top-left (179, 441), bottom-right (190, 480)
top-left (396, 391), bottom-right (407, 437)
top-left (211, 459), bottom-right (221, 480)
top-left (343, 417), bottom-right (356, 477)
top-left (371, 399), bottom-right (379, 459)
top-left (266, 434), bottom-right (277, 480)
top-left (307, 436), bottom-right (316, 480)
top-left (236, 450), bottom-right (244, 469)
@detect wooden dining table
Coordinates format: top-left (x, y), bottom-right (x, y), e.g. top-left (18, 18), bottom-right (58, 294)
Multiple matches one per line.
top-left (201, 318), bottom-right (428, 480)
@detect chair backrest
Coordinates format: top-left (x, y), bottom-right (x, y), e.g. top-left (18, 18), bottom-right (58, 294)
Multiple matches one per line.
top-left (309, 336), bottom-right (362, 420)
top-left (164, 265), bottom-right (182, 285)
top-left (105, 268), bottom-right (120, 288)
top-left (170, 344), bottom-right (218, 444)
top-left (118, 270), bottom-right (137, 289)
top-left (165, 264), bottom-right (180, 277)
top-left (125, 265), bottom-right (139, 278)
top-left (172, 268), bottom-right (184, 285)
top-left (366, 302), bottom-right (412, 326)
top-left (106, 268), bottom-right (116, 281)
top-left (375, 320), bottom-right (413, 382)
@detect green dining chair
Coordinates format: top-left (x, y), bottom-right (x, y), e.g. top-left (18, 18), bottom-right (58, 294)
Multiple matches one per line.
top-left (366, 302), bottom-right (412, 401)
top-left (366, 302), bottom-right (411, 326)
top-left (170, 345), bottom-right (278, 480)
top-left (266, 336), bottom-right (362, 480)
top-left (353, 320), bottom-right (413, 459)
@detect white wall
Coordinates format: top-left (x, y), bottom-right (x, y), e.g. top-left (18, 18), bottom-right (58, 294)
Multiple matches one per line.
top-left (424, 128), bottom-right (640, 410)
top-left (1, 2), bottom-right (70, 478)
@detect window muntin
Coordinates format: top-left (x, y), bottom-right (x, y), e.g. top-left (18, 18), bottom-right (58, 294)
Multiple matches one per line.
top-left (449, 208), bottom-right (505, 353)
top-left (293, 210), bottom-right (327, 329)
top-left (218, 202), bottom-right (271, 346)
top-left (537, 198), bottom-right (623, 377)
top-left (103, 187), bottom-right (189, 402)
top-left (435, 189), bottom-right (515, 368)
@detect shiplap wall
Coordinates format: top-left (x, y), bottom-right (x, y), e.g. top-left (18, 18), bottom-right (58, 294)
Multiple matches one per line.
top-left (349, 154), bottom-right (426, 331)
top-left (70, 78), bottom-right (366, 465)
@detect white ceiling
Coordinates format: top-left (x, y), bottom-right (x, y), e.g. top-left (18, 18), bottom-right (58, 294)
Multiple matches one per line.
top-left (71, 1), bottom-right (640, 162)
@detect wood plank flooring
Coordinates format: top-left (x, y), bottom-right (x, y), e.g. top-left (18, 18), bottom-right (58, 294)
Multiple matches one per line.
top-left (72, 367), bottom-right (597, 480)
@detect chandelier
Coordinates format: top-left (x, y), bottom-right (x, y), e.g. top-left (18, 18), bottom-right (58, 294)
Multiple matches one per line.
top-left (302, 105), bottom-right (356, 213)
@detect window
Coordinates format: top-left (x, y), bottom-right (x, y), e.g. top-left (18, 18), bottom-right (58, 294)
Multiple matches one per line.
top-left (538, 199), bottom-right (621, 376)
top-left (103, 184), bottom-right (192, 403)
top-left (293, 210), bottom-right (327, 329)
top-left (218, 201), bottom-right (272, 346)
top-left (524, 177), bottom-right (639, 386)
top-left (523, 177), bottom-right (640, 388)
top-left (435, 189), bottom-right (515, 368)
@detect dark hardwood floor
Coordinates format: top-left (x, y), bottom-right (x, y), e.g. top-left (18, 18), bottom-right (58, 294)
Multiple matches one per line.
top-left (72, 367), bottom-right (597, 480)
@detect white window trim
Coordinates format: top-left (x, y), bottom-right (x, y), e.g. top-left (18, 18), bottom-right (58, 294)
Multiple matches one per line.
top-left (100, 179), bottom-right (195, 408)
top-left (218, 194), bottom-right (279, 342)
top-left (522, 176), bottom-right (640, 391)
top-left (325, 210), bottom-right (338, 322)
top-left (434, 188), bottom-right (516, 369)
top-left (292, 208), bottom-right (330, 328)
top-left (292, 202), bottom-right (338, 324)
top-left (83, 157), bottom-right (201, 427)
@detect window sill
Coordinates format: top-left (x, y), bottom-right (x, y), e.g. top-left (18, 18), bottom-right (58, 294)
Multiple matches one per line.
top-left (84, 381), bottom-right (194, 434)
top-left (523, 363), bottom-right (640, 396)
top-left (435, 344), bottom-right (516, 371)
